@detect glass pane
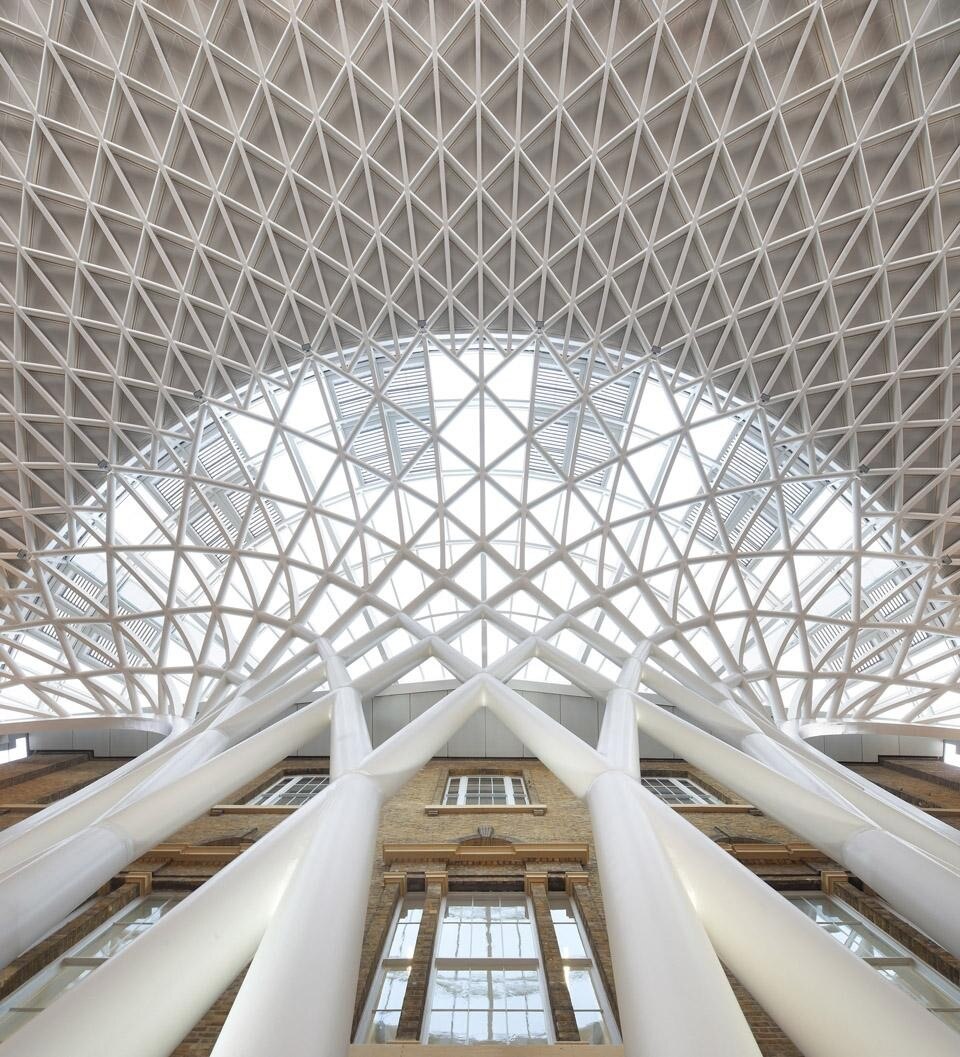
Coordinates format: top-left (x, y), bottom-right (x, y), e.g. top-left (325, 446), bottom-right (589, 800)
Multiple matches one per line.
top-left (0, 1009), bottom-right (38, 1043)
top-left (791, 896), bottom-right (853, 926)
top-left (24, 964), bottom-right (94, 1007)
top-left (468, 1010), bottom-right (494, 1042)
top-left (553, 921), bottom-right (586, 959)
top-left (427, 1010), bottom-right (468, 1044)
top-left (500, 919), bottom-right (536, 958)
top-left (507, 1010), bottom-right (548, 1043)
top-left (252, 774), bottom-right (327, 806)
top-left (877, 965), bottom-right (958, 1007)
top-left (368, 1011), bottom-right (400, 1043)
top-left (388, 904), bottom-right (422, 958)
top-left (791, 896), bottom-right (901, 957)
top-left (438, 897), bottom-right (534, 959)
top-left (565, 968), bottom-right (600, 1011)
top-left (446, 775), bottom-right (525, 806)
top-left (250, 777), bottom-right (285, 804)
top-left (641, 776), bottom-right (719, 805)
top-left (116, 896), bottom-right (177, 926)
top-left (489, 1010), bottom-right (510, 1042)
top-left (280, 775), bottom-right (328, 806)
top-left (75, 897), bottom-right (178, 958)
top-left (432, 970), bottom-right (492, 1011)
top-left (575, 1010), bottom-right (609, 1044)
top-left (73, 923), bottom-right (143, 959)
top-left (821, 921), bottom-right (900, 958)
top-left (375, 969), bottom-right (410, 1011)
top-left (426, 896), bottom-right (556, 1044)
top-left (496, 897), bottom-right (528, 921)
top-left (503, 970), bottom-right (543, 1010)
top-left (932, 1010), bottom-right (960, 1034)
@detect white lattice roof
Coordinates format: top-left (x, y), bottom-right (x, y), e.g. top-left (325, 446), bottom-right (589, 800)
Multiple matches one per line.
top-left (0, 0), bottom-right (959, 728)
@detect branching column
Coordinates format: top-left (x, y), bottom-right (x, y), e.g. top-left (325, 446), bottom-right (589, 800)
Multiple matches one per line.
top-left (0, 691), bottom-right (335, 967)
top-left (209, 771), bottom-right (383, 1057)
top-left (0, 658), bottom-right (327, 878)
top-left (588, 676), bottom-right (762, 1057)
top-left (642, 647), bottom-right (960, 871)
top-left (587, 768), bottom-right (763, 1057)
top-left (636, 779), bottom-right (960, 1057)
top-left (211, 672), bottom-right (382, 1057)
top-left (632, 693), bottom-right (960, 959)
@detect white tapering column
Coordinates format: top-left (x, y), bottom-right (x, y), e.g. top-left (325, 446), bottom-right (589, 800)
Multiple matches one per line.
top-left (0, 725), bottom-right (194, 873)
top-left (212, 666), bottom-right (379, 1057)
top-left (587, 769), bottom-right (762, 1057)
top-left (0, 692), bottom-right (334, 968)
top-left (633, 694), bottom-right (960, 957)
top-left (0, 783), bottom-right (339, 1057)
top-left (643, 652), bottom-right (960, 870)
top-left (773, 727), bottom-right (960, 870)
top-left (0, 677), bottom-right (481, 1057)
top-left (0, 661), bottom-right (327, 878)
top-left (636, 780), bottom-right (960, 1057)
top-left (596, 687), bottom-right (641, 778)
top-left (210, 772), bottom-right (382, 1057)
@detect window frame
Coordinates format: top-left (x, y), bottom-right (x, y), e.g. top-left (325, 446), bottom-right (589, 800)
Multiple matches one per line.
top-left (442, 774), bottom-right (530, 808)
top-left (0, 893), bottom-right (180, 1042)
top-left (421, 892), bottom-right (554, 1045)
top-left (788, 892), bottom-right (960, 1031)
top-left (357, 893), bottom-right (425, 1043)
top-left (548, 894), bottom-right (621, 1044)
top-left (640, 775), bottom-right (721, 806)
top-left (247, 771), bottom-right (329, 807)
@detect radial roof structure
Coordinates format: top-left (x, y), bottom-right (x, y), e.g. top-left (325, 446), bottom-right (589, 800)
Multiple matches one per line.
top-left (1, 0), bottom-right (959, 731)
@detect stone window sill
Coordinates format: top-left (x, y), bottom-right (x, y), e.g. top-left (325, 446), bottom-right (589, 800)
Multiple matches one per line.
top-left (424, 803), bottom-right (547, 816)
top-left (671, 803), bottom-right (754, 813)
top-left (209, 804), bottom-right (298, 815)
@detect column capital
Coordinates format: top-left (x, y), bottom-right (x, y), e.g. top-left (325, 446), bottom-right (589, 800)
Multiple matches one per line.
top-left (382, 872), bottom-right (407, 896)
top-left (564, 871), bottom-right (590, 895)
top-left (423, 871), bottom-right (448, 894)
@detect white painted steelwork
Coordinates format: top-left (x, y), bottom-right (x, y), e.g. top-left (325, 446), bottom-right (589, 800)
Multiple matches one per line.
top-left (1, 2), bottom-right (960, 1054)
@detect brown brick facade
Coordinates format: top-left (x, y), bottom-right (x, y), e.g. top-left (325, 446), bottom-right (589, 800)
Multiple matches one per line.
top-left (528, 877), bottom-right (580, 1042)
top-left (1, 748), bottom-right (958, 1055)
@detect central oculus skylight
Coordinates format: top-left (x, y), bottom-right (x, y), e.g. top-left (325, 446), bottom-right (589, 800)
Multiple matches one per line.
top-left (3, 333), bottom-right (956, 729)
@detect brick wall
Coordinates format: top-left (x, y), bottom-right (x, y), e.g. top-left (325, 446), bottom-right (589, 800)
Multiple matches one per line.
top-left (0, 753), bottom-right (123, 833)
top-left (1, 748), bottom-right (957, 1055)
top-left (852, 760), bottom-right (960, 819)
top-left (169, 971), bottom-right (248, 1057)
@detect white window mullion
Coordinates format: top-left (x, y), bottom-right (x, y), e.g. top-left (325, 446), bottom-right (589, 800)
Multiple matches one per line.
top-left (443, 775), bottom-right (529, 807)
top-left (0, 895), bottom-right (179, 1043)
top-left (424, 894), bottom-right (551, 1045)
top-left (250, 773), bottom-right (329, 807)
top-left (790, 894), bottom-right (960, 1034)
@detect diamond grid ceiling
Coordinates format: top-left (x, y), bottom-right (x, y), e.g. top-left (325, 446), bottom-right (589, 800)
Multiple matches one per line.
top-left (1, 0), bottom-right (960, 728)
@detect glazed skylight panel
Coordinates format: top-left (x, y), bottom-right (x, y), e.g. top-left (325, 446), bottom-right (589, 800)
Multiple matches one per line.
top-left (0, 0), bottom-right (959, 729)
